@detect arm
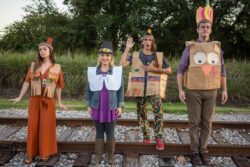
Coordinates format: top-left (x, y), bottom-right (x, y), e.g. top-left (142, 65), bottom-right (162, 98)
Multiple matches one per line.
top-left (56, 70), bottom-right (67, 110)
top-left (177, 74), bottom-right (186, 103)
top-left (116, 78), bottom-right (124, 116)
top-left (143, 66), bottom-right (172, 74)
top-left (221, 76), bottom-right (228, 105)
top-left (117, 78), bottom-right (124, 108)
top-left (120, 37), bottom-right (134, 67)
top-left (176, 47), bottom-right (190, 103)
top-left (9, 82), bottom-right (30, 103)
top-left (56, 88), bottom-right (68, 110)
top-left (143, 55), bottom-right (172, 74)
top-left (86, 81), bottom-right (93, 114)
top-left (86, 82), bottom-right (93, 107)
top-left (220, 49), bottom-right (228, 104)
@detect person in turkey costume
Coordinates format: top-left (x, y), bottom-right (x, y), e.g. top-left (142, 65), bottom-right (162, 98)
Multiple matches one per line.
top-left (177, 2), bottom-right (228, 166)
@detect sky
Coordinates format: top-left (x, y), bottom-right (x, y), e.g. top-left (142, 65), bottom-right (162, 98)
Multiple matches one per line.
top-left (0, 0), bottom-right (67, 33)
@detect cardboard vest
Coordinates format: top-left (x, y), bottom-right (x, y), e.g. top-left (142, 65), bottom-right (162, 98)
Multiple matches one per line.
top-left (126, 52), bottom-right (168, 99)
top-left (184, 41), bottom-right (221, 90)
top-left (30, 62), bottom-right (61, 98)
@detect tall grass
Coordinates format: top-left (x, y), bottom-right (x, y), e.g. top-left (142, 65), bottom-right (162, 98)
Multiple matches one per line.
top-left (225, 59), bottom-right (250, 105)
top-left (0, 51), bottom-right (249, 106)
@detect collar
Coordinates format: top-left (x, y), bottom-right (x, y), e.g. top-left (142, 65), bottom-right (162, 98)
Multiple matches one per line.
top-left (140, 51), bottom-right (155, 57)
top-left (96, 66), bottom-right (113, 75)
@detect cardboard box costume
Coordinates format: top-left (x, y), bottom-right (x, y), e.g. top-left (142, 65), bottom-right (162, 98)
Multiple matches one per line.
top-left (126, 52), bottom-right (168, 99)
top-left (184, 41), bottom-right (221, 90)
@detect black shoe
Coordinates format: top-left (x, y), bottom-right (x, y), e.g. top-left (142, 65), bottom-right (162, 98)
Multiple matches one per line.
top-left (191, 153), bottom-right (202, 166)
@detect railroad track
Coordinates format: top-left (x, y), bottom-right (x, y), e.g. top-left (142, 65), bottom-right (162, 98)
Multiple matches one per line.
top-left (0, 117), bottom-right (249, 129)
top-left (0, 117), bottom-right (249, 166)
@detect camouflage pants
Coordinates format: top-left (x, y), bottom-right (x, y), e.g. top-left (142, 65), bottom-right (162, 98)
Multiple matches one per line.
top-left (136, 95), bottom-right (163, 140)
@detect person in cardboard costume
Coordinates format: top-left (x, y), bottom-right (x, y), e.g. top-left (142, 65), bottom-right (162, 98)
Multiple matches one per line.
top-left (10, 37), bottom-right (67, 164)
top-left (86, 41), bottom-right (124, 166)
top-left (120, 29), bottom-right (172, 151)
top-left (177, 3), bottom-right (228, 166)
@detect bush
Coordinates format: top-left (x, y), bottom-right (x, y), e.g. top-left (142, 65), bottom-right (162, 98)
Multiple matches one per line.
top-left (0, 51), bottom-right (249, 106)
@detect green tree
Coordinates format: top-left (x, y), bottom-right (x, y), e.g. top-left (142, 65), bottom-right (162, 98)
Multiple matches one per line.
top-left (0, 0), bottom-right (70, 51)
top-left (0, 0), bottom-right (249, 58)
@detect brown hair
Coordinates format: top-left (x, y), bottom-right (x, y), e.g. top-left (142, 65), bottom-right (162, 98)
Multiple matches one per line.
top-left (141, 34), bottom-right (157, 52)
top-left (197, 19), bottom-right (212, 28)
top-left (37, 43), bottom-right (55, 66)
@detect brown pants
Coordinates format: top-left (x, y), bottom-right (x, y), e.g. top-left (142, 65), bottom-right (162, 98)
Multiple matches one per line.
top-left (27, 96), bottom-right (58, 158)
top-left (186, 89), bottom-right (217, 154)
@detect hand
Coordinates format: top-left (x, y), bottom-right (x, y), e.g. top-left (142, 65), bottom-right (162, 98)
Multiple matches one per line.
top-left (58, 103), bottom-right (68, 110)
top-left (221, 90), bottom-right (228, 105)
top-left (125, 37), bottom-right (135, 50)
top-left (141, 65), bottom-right (156, 72)
top-left (9, 97), bottom-right (21, 104)
top-left (115, 107), bottom-right (122, 117)
top-left (87, 107), bottom-right (92, 115)
top-left (178, 89), bottom-right (186, 104)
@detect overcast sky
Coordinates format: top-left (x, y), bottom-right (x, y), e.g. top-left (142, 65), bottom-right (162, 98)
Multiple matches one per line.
top-left (0, 0), bottom-right (67, 32)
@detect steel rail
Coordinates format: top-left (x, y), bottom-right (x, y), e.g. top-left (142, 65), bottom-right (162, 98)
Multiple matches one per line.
top-left (0, 141), bottom-right (249, 156)
top-left (0, 117), bottom-right (249, 129)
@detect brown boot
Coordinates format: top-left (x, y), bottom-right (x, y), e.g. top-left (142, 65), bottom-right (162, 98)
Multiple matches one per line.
top-left (95, 138), bottom-right (104, 165)
top-left (106, 138), bottom-right (115, 165)
top-left (191, 153), bottom-right (202, 166)
top-left (200, 153), bottom-right (211, 166)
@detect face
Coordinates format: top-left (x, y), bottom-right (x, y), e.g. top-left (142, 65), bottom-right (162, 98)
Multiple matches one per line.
top-left (99, 53), bottom-right (113, 66)
top-left (38, 45), bottom-right (50, 58)
top-left (197, 22), bottom-right (212, 39)
top-left (142, 36), bottom-right (153, 51)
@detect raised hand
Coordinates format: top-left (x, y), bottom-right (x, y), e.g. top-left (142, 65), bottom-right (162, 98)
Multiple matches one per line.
top-left (125, 37), bottom-right (135, 50)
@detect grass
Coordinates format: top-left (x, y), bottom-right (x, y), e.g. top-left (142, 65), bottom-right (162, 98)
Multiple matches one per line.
top-left (1, 98), bottom-right (249, 114)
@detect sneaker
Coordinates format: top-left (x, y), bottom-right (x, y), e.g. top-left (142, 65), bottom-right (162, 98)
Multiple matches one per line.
top-left (191, 153), bottom-right (202, 166)
top-left (155, 138), bottom-right (164, 150)
top-left (143, 139), bottom-right (151, 144)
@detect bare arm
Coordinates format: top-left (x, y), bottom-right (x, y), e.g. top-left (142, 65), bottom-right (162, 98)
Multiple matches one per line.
top-left (155, 67), bottom-right (172, 74)
top-left (9, 82), bottom-right (30, 103)
top-left (177, 74), bottom-right (186, 103)
top-left (221, 76), bottom-right (228, 104)
top-left (120, 37), bottom-right (134, 67)
top-left (143, 66), bottom-right (172, 74)
top-left (56, 88), bottom-right (68, 110)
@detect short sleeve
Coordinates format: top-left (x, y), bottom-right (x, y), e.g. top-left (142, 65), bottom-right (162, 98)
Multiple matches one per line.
top-left (127, 55), bottom-right (132, 65)
top-left (24, 69), bottom-right (31, 83)
top-left (56, 70), bottom-right (65, 88)
top-left (162, 57), bottom-right (170, 68)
